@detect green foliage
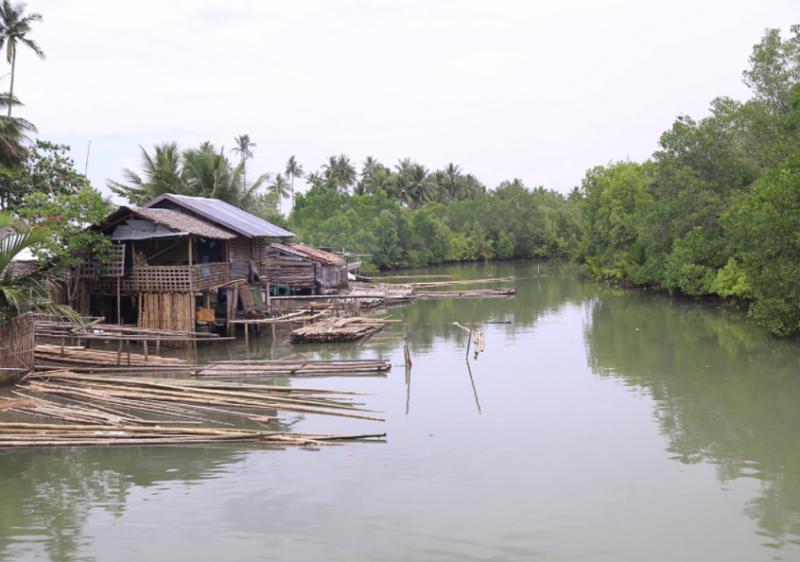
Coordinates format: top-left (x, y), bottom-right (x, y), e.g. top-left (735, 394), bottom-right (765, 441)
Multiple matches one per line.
top-left (0, 140), bottom-right (85, 209)
top-left (108, 142), bottom-right (267, 208)
top-left (291, 176), bottom-right (578, 270)
top-left (0, 213), bottom-right (75, 323)
top-left (578, 24), bottom-right (800, 336)
top-left (724, 157), bottom-right (800, 335)
top-left (18, 185), bottom-right (111, 270)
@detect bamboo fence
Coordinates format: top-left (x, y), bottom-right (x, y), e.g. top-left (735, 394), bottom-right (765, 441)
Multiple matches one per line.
top-left (0, 314), bottom-right (35, 385)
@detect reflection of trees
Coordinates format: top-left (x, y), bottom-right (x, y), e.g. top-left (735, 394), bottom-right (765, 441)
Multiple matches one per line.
top-left (584, 292), bottom-right (800, 546)
top-left (0, 445), bottom-right (247, 561)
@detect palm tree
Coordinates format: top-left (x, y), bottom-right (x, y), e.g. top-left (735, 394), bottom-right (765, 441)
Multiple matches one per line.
top-left (268, 173), bottom-right (290, 212)
top-left (183, 143), bottom-right (265, 206)
top-left (405, 163), bottom-right (432, 209)
top-left (232, 134), bottom-right (256, 190)
top-left (305, 171), bottom-right (325, 190)
top-left (323, 154), bottom-right (356, 193)
top-left (0, 1), bottom-right (44, 118)
top-left (285, 155), bottom-right (303, 210)
top-left (107, 143), bottom-right (185, 205)
top-left (444, 162), bottom-right (462, 201)
top-left (0, 92), bottom-right (33, 167)
top-left (0, 213), bottom-right (72, 324)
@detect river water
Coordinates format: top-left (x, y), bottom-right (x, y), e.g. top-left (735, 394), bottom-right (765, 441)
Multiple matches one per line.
top-left (1, 262), bottom-right (799, 561)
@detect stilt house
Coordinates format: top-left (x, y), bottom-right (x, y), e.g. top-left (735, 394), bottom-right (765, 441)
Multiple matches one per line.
top-left (79, 195), bottom-right (295, 332)
top-left (263, 243), bottom-right (349, 294)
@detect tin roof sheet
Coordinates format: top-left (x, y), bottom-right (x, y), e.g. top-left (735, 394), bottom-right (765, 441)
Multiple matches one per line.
top-left (145, 194), bottom-right (294, 239)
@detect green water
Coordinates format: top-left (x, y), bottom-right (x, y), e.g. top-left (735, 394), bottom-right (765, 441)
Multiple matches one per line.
top-left (2, 262), bottom-right (800, 561)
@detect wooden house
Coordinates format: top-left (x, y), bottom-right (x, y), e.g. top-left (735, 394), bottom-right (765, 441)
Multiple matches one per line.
top-left (263, 243), bottom-right (349, 294)
top-left (79, 196), bottom-right (294, 332)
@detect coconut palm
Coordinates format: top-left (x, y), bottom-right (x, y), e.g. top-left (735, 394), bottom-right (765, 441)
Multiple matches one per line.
top-left (323, 154), bottom-right (356, 193)
top-left (0, 1), bottom-right (44, 117)
top-left (183, 143), bottom-right (266, 206)
top-left (0, 214), bottom-right (72, 323)
top-left (107, 143), bottom-right (185, 205)
top-left (268, 173), bottom-right (291, 212)
top-left (285, 155), bottom-right (303, 210)
top-left (444, 162), bottom-right (462, 201)
top-left (0, 92), bottom-right (33, 167)
top-left (305, 171), bottom-right (325, 190)
top-left (232, 134), bottom-right (256, 190)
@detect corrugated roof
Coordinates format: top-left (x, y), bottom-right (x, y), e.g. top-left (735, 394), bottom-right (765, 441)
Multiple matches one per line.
top-left (145, 194), bottom-right (295, 239)
top-left (270, 243), bottom-right (346, 266)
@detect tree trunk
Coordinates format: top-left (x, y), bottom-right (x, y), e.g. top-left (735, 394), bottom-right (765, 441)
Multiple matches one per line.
top-left (291, 174), bottom-right (294, 211)
top-left (7, 49), bottom-right (16, 118)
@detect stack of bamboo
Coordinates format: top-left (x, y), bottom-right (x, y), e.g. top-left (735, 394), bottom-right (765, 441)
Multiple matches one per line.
top-left (35, 344), bottom-right (191, 370)
top-left (5, 371), bottom-right (384, 425)
top-left (290, 316), bottom-right (388, 343)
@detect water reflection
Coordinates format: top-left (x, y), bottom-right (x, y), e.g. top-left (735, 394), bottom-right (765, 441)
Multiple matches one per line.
top-left (584, 291), bottom-right (800, 548)
top-left (0, 446), bottom-right (246, 561)
top-left (2, 263), bottom-right (800, 560)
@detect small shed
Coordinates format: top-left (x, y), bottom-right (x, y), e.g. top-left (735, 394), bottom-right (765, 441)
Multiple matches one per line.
top-left (264, 243), bottom-right (348, 294)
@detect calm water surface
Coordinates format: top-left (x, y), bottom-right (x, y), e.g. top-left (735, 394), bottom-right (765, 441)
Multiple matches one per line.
top-left (2, 262), bottom-right (800, 561)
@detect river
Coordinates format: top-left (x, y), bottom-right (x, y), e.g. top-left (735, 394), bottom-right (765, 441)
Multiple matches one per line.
top-left (1, 261), bottom-right (799, 561)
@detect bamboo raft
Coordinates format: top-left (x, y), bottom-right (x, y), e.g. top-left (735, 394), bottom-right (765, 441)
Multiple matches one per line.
top-left (0, 370), bottom-right (384, 428)
top-left (393, 276), bottom-right (515, 288)
top-left (195, 359), bottom-right (392, 377)
top-left (416, 288), bottom-right (516, 299)
top-left (0, 423), bottom-right (386, 448)
top-left (290, 317), bottom-right (388, 343)
top-left (35, 344), bottom-right (191, 369)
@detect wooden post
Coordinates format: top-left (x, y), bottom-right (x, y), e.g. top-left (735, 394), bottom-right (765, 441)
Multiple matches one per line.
top-left (188, 238), bottom-right (194, 295)
top-left (116, 277), bottom-right (122, 325)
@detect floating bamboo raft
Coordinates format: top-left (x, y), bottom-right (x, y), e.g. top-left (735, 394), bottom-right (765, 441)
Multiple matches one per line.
top-left (416, 288), bottom-right (516, 299)
top-left (0, 370), bottom-right (384, 429)
top-left (196, 359), bottom-right (392, 377)
top-left (394, 276), bottom-right (515, 288)
top-left (35, 344), bottom-right (191, 369)
top-left (0, 423), bottom-right (386, 448)
top-left (290, 317), bottom-right (388, 343)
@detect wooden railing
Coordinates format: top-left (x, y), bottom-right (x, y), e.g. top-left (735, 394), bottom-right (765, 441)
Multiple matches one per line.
top-left (124, 262), bottom-right (232, 293)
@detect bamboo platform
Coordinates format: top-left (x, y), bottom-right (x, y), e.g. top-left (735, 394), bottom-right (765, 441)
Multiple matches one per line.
top-left (290, 317), bottom-right (388, 343)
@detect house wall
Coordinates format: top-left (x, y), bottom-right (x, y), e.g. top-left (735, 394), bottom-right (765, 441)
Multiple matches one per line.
top-left (229, 238), bottom-right (252, 279)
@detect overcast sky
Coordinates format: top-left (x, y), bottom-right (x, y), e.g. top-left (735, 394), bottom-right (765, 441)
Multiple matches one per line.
top-left (11, 0), bottom-right (800, 202)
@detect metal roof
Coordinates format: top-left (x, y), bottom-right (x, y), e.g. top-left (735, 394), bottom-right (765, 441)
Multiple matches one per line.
top-left (270, 243), bottom-right (346, 266)
top-left (145, 194), bottom-right (295, 239)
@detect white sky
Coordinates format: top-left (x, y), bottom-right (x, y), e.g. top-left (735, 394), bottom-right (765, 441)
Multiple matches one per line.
top-left (10, 0), bottom-right (800, 201)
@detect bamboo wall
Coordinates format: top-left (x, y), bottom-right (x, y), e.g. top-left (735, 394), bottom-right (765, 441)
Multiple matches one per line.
top-left (138, 293), bottom-right (195, 346)
top-left (0, 314), bottom-right (35, 384)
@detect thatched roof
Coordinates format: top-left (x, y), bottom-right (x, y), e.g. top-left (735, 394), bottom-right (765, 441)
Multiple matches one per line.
top-left (100, 207), bottom-right (237, 241)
